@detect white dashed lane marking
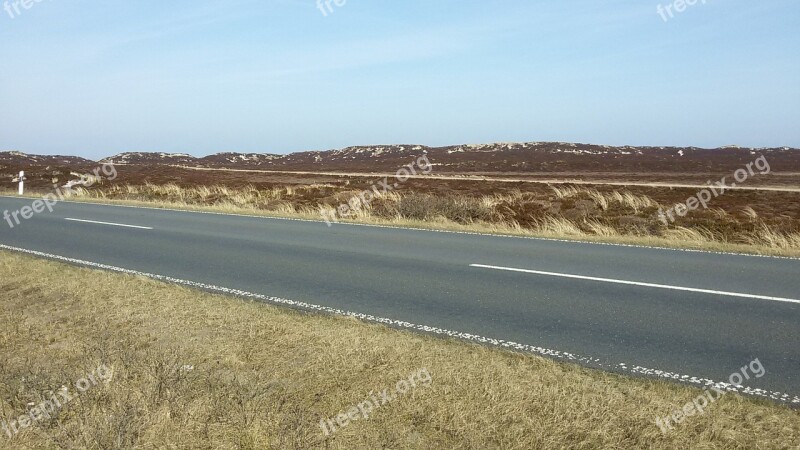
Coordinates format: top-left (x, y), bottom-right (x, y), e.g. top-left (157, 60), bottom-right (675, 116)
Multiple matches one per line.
top-left (470, 264), bottom-right (800, 305)
top-left (64, 218), bottom-right (153, 230)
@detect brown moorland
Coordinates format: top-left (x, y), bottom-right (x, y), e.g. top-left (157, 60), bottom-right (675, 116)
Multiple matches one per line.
top-left (2, 143), bottom-right (799, 255)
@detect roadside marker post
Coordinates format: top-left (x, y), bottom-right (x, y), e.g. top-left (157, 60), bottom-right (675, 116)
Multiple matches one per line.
top-left (12, 171), bottom-right (26, 195)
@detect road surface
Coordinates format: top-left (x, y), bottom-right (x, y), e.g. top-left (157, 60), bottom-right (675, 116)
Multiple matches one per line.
top-left (1, 195), bottom-right (798, 404)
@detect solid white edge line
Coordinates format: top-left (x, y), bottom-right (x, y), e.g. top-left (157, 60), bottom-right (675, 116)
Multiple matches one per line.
top-left (471, 264), bottom-right (800, 305)
top-left (64, 218), bottom-right (153, 230)
top-left (1, 195), bottom-right (798, 261)
top-left (0, 243), bottom-right (797, 405)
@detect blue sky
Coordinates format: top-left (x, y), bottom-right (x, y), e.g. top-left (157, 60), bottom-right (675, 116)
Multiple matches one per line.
top-left (1, 0), bottom-right (798, 159)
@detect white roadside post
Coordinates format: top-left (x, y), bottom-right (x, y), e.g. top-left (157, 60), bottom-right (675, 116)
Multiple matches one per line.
top-left (12, 171), bottom-right (26, 195)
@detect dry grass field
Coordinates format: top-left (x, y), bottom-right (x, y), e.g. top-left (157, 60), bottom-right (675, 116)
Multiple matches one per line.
top-left (0, 251), bottom-right (798, 449)
top-left (4, 155), bottom-right (800, 258)
top-left (6, 171), bottom-right (798, 256)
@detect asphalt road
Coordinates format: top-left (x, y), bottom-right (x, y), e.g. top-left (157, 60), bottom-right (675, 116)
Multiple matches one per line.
top-left (1, 195), bottom-right (799, 404)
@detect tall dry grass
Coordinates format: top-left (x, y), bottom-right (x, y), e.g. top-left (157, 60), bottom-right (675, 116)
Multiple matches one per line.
top-left (22, 183), bottom-right (800, 255)
top-left (552, 185), bottom-right (659, 213)
top-left (745, 223), bottom-right (800, 249)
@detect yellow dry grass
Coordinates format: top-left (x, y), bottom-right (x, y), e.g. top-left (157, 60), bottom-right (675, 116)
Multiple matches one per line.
top-left (744, 223), bottom-right (800, 249)
top-left (3, 186), bottom-right (800, 258)
top-left (533, 217), bottom-right (585, 236)
top-left (0, 251), bottom-right (798, 449)
top-left (552, 186), bottom-right (659, 213)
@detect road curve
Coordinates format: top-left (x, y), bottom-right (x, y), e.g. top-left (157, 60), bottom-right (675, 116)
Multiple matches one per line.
top-left (1, 195), bottom-right (799, 404)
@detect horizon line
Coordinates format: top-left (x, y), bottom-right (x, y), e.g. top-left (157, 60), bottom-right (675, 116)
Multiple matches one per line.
top-left (2, 140), bottom-right (798, 161)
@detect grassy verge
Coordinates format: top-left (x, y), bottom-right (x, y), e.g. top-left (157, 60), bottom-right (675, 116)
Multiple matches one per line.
top-left (0, 251), bottom-right (798, 449)
top-left (3, 188), bottom-right (800, 258)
